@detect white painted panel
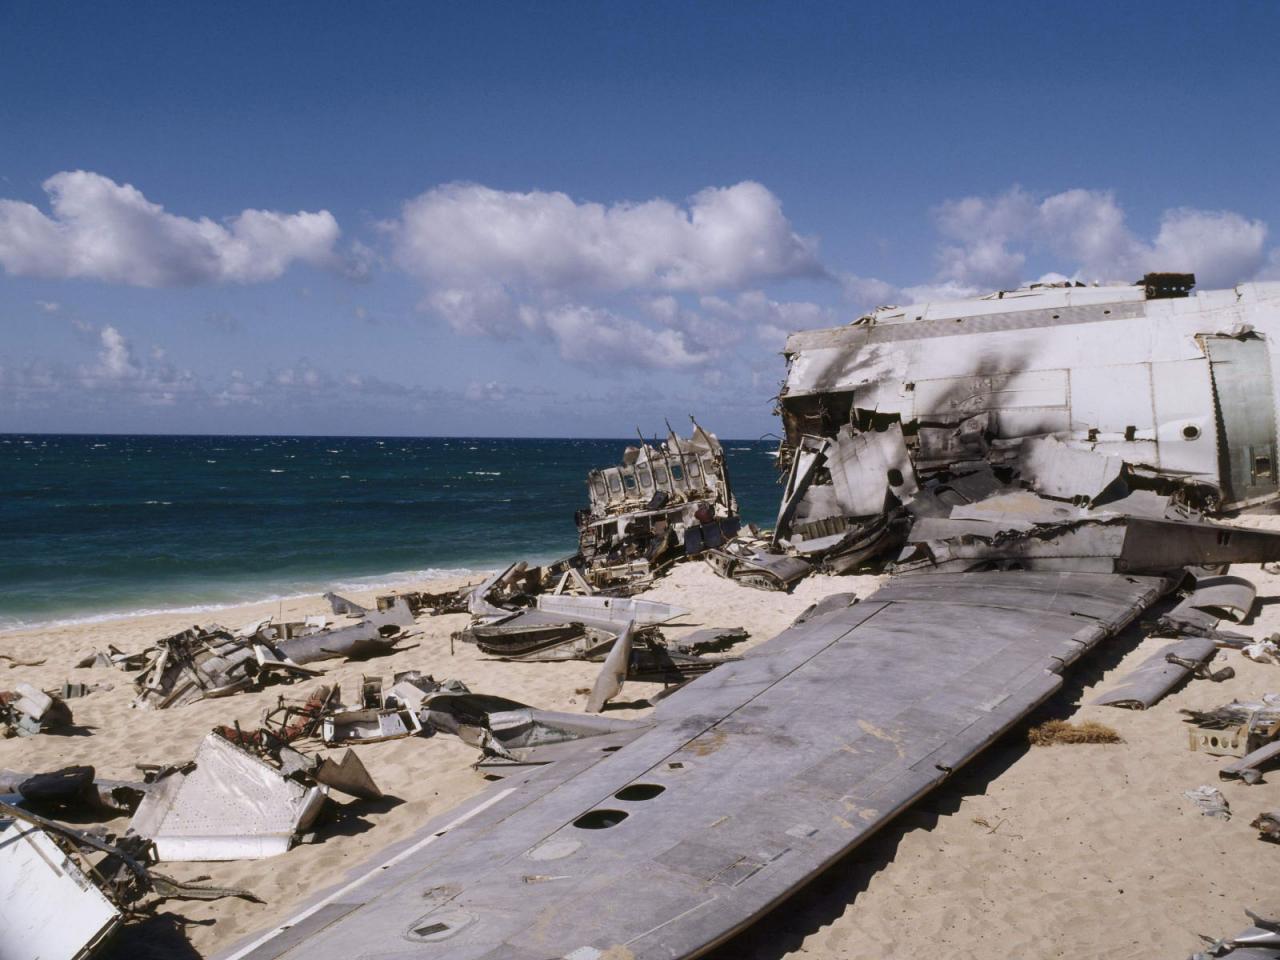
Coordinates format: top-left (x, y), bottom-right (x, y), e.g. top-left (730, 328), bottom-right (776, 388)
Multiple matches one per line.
top-left (0, 821), bottom-right (120, 960)
top-left (1151, 357), bottom-right (1219, 480)
top-left (1069, 364), bottom-right (1154, 434)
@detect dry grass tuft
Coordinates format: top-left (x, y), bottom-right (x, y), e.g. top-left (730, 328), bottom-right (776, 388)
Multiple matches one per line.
top-left (1027, 719), bottom-right (1123, 746)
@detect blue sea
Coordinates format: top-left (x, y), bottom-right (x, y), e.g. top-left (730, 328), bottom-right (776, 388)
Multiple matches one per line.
top-left (0, 435), bottom-right (782, 630)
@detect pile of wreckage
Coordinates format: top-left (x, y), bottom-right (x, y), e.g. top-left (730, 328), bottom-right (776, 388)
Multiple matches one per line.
top-left (457, 562), bottom-right (750, 710)
top-left (574, 419), bottom-right (741, 591)
top-left (0, 652), bottom-right (687, 960)
top-left (1, 573), bottom-right (755, 960)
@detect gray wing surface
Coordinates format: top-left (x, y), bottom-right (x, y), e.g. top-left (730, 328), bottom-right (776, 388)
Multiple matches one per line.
top-left (219, 571), bottom-right (1169, 960)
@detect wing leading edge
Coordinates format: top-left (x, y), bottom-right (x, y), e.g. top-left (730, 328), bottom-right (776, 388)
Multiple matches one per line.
top-left (218, 570), bottom-right (1169, 960)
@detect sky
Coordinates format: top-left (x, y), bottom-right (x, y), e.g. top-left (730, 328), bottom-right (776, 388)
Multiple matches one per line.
top-left (2, 1), bottom-right (1280, 438)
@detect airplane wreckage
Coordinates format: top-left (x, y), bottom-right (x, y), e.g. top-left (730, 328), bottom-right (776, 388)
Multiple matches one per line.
top-left (9, 274), bottom-right (1280, 960)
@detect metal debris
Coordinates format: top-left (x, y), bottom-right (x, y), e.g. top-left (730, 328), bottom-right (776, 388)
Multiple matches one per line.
top-left (127, 732), bottom-right (328, 861)
top-left (704, 537), bottom-right (813, 591)
top-left (74, 645), bottom-right (148, 670)
top-left (0, 682), bottom-right (73, 737)
top-left (0, 812), bottom-right (123, 960)
top-left (1, 798), bottom-right (259, 960)
top-left (1192, 910), bottom-right (1280, 958)
top-left (324, 591), bottom-right (369, 616)
top-left (1185, 784), bottom-right (1231, 819)
top-left (1184, 695), bottom-right (1280, 757)
top-left (418, 688), bottom-right (650, 771)
top-left (586, 621), bottom-right (634, 712)
top-left (1221, 741), bottom-right (1280, 785)
top-left (577, 420), bottom-right (739, 591)
top-left (376, 585), bottom-right (473, 616)
top-left (0, 766), bottom-right (146, 816)
top-left (130, 600), bottom-right (416, 710)
top-left (534, 593), bottom-right (687, 625)
top-left (1252, 811), bottom-right (1280, 843)
top-left (314, 750), bottom-right (383, 801)
top-left (1158, 576), bottom-right (1257, 644)
top-left (322, 704), bottom-right (422, 744)
top-left (1094, 637), bottom-right (1223, 709)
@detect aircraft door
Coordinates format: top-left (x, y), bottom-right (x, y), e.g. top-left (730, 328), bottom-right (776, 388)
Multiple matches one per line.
top-left (1202, 335), bottom-right (1280, 506)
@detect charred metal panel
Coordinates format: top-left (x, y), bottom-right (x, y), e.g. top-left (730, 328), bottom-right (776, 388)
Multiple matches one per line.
top-left (826, 424), bottom-right (918, 516)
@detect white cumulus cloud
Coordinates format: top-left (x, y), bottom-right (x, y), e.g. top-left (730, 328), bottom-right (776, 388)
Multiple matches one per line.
top-left (392, 180), bottom-right (821, 301)
top-left (926, 186), bottom-right (1269, 294)
top-left (0, 171), bottom-right (341, 286)
top-left (389, 180), bottom-right (824, 370)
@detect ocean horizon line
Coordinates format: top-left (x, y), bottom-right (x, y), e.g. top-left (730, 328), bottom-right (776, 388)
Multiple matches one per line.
top-left (2, 430), bottom-right (782, 443)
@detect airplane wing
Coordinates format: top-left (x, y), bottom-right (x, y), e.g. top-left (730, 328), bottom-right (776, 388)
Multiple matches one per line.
top-left (219, 569), bottom-right (1169, 960)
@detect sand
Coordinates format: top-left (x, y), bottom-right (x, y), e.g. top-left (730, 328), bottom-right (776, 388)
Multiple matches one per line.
top-left (3, 545), bottom-right (1280, 958)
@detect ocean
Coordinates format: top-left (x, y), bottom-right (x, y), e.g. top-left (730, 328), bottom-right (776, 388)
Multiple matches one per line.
top-left (0, 434), bottom-right (783, 630)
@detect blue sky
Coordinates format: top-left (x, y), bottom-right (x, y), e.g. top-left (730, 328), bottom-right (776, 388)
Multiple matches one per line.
top-left (3, 1), bottom-right (1279, 437)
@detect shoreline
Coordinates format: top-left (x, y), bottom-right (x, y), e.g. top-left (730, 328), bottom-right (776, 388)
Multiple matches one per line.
top-left (0, 565), bottom-right (498, 635)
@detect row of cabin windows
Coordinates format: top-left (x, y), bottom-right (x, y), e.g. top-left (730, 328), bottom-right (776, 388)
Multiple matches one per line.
top-left (592, 455), bottom-right (709, 503)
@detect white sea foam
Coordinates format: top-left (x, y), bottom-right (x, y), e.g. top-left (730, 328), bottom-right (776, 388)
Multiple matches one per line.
top-left (0, 566), bottom-right (492, 634)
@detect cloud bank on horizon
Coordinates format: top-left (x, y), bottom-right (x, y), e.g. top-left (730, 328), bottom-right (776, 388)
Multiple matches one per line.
top-left (3, 170), bottom-right (1279, 431)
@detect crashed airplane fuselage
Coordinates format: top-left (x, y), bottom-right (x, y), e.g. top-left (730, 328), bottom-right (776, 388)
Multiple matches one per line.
top-left (773, 274), bottom-right (1280, 569)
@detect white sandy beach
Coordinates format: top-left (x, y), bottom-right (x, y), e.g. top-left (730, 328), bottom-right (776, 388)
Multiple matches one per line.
top-left (4, 528), bottom-right (1280, 959)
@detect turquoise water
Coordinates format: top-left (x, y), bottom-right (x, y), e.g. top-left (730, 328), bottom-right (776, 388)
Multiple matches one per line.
top-left (0, 435), bottom-right (781, 629)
